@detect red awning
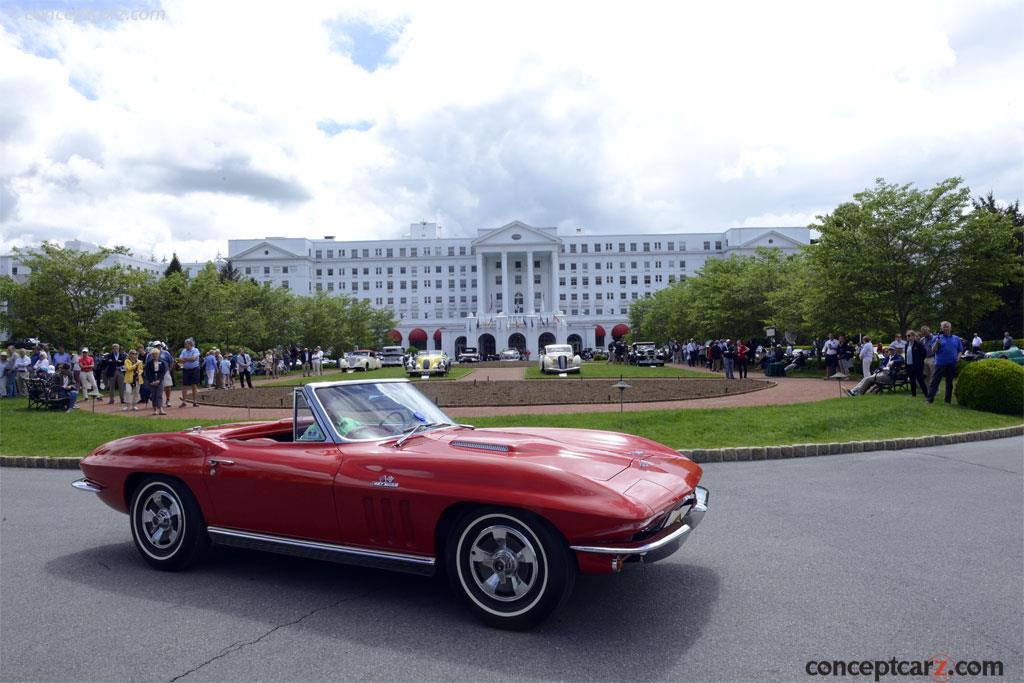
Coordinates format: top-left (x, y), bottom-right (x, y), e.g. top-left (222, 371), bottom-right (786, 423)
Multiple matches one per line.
top-left (594, 325), bottom-right (606, 337)
top-left (409, 328), bottom-right (427, 343)
top-left (433, 329), bottom-right (443, 342)
top-left (386, 329), bottom-right (402, 344)
top-left (611, 324), bottom-right (630, 340)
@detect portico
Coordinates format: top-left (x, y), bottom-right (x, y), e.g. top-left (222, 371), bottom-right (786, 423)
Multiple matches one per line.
top-left (472, 221), bottom-right (561, 317)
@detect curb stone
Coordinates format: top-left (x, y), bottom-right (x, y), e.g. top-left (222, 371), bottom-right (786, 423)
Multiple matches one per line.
top-left (680, 424), bottom-right (1023, 464)
top-left (2, 426), bottom-right (1021, 469)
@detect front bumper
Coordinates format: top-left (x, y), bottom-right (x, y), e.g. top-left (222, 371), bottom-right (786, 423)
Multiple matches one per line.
top-left (571, 486), bottom-right (709, 566)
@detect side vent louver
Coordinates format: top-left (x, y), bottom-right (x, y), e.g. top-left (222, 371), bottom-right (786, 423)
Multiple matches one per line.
top-left (451, 440), bottom-right (510, 453)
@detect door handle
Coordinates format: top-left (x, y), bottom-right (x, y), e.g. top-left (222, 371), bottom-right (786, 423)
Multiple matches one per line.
top-left (208, 458), bottom-right (235, 466)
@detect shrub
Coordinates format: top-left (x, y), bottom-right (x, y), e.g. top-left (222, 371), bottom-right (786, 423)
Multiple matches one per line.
top-left (954, 360), bottom-right (1024, 416)
top-left (592, 353), bottom-right (608, 361)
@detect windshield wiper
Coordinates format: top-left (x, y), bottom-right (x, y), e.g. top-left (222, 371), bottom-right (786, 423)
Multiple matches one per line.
top-left (393, 422), bottom-right (448, 449)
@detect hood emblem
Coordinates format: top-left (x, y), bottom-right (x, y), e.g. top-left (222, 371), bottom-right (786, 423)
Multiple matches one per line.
top-left (373, 474), bottom-right (399, 489)
top-left (630, 450), bottom-right (651, 469)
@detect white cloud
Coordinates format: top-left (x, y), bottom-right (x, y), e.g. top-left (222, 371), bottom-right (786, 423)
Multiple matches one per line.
top-left (0, 0), bottom-right (1021, 262)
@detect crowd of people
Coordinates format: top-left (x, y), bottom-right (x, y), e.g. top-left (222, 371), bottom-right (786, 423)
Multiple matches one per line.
top-left (0, 339), bottom-right (333, 415)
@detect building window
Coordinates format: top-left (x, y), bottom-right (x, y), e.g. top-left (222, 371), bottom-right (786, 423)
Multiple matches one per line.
top-left (316, 269), bottom-right (322, 277)
top-left (618, 243), bottom-right (626, 252)
top-left (569, 244), bottom-right (576, 254)
top-left (715, 241), bottom-right (722, 250)
top-left (281, 280), bottom-right (289, 289)
top-left (263, 267), bottom-right (270, 275)
top-left (244, 267), bottom-right (251, 275)
top-left (594, 244), bottom-right (601, 253)
top-left (459, 247), bottom-right (467, 256)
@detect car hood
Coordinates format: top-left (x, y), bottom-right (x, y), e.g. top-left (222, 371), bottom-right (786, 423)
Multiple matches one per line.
top-left (429, 427), bottom-right (696, 484)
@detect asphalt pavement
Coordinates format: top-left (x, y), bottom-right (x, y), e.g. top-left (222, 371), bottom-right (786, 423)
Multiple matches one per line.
top-left (1, 438), bottom-right (1021, 682)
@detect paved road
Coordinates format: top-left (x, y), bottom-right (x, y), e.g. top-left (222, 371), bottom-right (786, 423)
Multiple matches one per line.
top-left (2, 439), bottom-right (1021, 682)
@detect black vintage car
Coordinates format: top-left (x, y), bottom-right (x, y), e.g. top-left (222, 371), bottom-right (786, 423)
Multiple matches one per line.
top-left (629, 342), bottom-right (665, 367)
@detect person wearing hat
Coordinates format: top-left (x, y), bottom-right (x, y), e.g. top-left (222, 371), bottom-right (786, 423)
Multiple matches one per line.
top-left (144, 347), bottom-right (169, 415)
top-left (78, 348), bottom-right (101, 398)
top-left (311, 346), bottom-right (324, 376)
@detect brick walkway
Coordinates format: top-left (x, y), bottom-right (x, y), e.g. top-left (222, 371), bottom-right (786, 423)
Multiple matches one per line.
top-left (456, 366), bottom-right (524, 381)
top-left (83, 376), bottom-right (849, 421)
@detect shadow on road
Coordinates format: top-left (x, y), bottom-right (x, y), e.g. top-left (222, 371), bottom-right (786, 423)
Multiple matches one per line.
top-left (46, 542), bottom-right (719, 679)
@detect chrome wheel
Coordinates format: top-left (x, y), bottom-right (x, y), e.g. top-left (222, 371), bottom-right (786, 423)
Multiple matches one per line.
top-left (139, 489), bottom-right (183, 551)
top-left (467, 525), bottom-right (539, 602)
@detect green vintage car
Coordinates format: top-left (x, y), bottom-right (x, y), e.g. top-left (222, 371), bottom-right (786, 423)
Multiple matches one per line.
top-left (985, 346), bottom-right (1024, 365)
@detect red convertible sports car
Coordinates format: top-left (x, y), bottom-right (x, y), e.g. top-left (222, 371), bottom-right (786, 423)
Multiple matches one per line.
top-left (73, 379), bottom-right (709, 629)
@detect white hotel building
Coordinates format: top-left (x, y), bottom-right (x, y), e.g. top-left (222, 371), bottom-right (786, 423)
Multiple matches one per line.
top-left (228, 221), bottom-right (810, 358)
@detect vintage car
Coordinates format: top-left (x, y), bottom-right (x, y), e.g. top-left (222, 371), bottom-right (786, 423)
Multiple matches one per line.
top-left (985, 346), bottom-right (1024, 366)
top-left (629, 342), bottom-right (665, 367)
top-left (380, 346), bottom-right (406, 367)
top-left (456, 346), bottom-right (481, 363)
top-left (345, 349), bottom-right (382, 372)
top-left (406, 350), bottom-right (450, 376)
top-left (72, 379), bottom-right (708, 630)
top-left (499, 348), bottom-right (521, 362)
top-left (539, 344), bottom-right (582, 374)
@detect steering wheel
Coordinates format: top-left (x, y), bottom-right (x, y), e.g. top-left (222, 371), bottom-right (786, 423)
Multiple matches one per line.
top-left (378, 410), bottom-right (409, 430)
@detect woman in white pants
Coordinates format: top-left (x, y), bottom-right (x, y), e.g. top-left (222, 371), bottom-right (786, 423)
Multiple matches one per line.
top-left (859, 337), bottom-right (875, 377)
top-left (312, 346), bottom-right (324, 375)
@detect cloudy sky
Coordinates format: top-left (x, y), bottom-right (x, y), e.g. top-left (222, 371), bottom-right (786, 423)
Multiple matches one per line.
top-left (1, 0), bottom-right (1021, 263)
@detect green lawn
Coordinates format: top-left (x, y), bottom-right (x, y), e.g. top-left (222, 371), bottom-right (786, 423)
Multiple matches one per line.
top-left (525, 363), bottom-right (712, 379)
top-left (2, 392), bottom-right (1018, 458)
top-left (468, 394), bottom-right (1022, 449)
top-left (263, 366), bottom-right (473, 386)
top-left (0, 398), bottom-right (230, 458)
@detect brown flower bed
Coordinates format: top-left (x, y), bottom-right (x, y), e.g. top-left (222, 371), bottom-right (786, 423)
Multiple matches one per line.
top-left (198, 377), bottom-right (770, 409)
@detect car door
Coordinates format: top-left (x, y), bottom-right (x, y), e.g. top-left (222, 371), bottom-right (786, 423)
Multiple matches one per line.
top-left (203, 391), bottom-right (343, 543)
top-left (332, 439), bottom-right (445, 557)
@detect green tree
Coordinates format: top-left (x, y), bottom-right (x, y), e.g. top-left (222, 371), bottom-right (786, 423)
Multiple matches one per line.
top-left (970, 192), bottom-right (1023, 338)
top-left (0, 242), bottom-right (148, 349)
top-left (807, 178), bottom-right (1017, 335)
top-left (164, 253), bottom-right (183, 278)
top-left (218, 260), bottom-right (241, 283)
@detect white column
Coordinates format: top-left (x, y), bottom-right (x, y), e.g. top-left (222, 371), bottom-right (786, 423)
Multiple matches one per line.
top-left (501, 250), bottom-right (510, 315)
top-left (549, 249), bottom-right (559, 314)
top-left (476, 250), bottom-right (485, 317)
top-left (526, 251), bottom-right (535, 314)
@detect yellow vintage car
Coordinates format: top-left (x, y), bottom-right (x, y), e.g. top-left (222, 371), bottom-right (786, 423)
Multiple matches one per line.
top-left (406, 350), bottom-right (450, 376)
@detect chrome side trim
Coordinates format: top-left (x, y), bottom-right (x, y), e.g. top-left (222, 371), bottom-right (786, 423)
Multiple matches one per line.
top-left (71, 478), bottom-right (102, 493)
top-left (206, 526), bottom-right (436, 576)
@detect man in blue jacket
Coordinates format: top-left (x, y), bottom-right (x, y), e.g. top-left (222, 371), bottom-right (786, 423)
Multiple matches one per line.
top-left (927, 321), bottom-right (963, 404)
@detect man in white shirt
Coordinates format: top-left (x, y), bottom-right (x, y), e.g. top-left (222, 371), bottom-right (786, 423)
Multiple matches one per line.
top-left (971, 333), bottom-right (983, 352)
top-left (888, 334), bottom-right (907, 352)
top-left (822, 334), bottom-right (839, 378)
top-left (859, 337), bottom-right (875, 377)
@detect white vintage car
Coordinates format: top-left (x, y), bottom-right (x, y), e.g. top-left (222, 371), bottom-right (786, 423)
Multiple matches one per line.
top-left (539, 344), bottom-right (582, 374)
top-left (499, 348), bottom-right (521, 362)
top-left (345, 349), bottom-right (382, 371)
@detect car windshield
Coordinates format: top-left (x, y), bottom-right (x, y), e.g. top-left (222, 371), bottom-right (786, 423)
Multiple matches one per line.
top-left (546, 345), bottom-right (573, 354)
top-left (636, 343), bottom-right (655, 350)
top-left (349, 351), bottom-right (370, 357)
top-left (416, 351), bottom-right (440, 357)
top-left (313, 381), bottom-right (454, 441)
top-left (462, 347), bottom-right (477, 353)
